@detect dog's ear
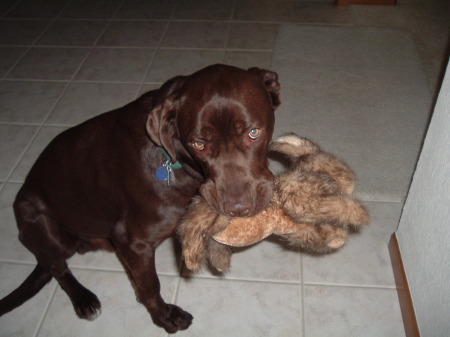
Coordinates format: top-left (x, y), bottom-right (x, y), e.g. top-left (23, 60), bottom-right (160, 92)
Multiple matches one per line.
top-left (248, 67), bottom-right (281, 109)
top-left (146, 76), bottom-right (186, 163)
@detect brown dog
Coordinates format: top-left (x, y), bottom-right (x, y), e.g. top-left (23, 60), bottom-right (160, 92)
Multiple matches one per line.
top-left (0, 64), bottom-right (280, 333)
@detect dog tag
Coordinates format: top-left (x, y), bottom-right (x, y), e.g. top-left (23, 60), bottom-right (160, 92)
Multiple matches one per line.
top-left (155, 160), bottom-right (173, 186)
top-left (155, 165), bottom-right (169, 181)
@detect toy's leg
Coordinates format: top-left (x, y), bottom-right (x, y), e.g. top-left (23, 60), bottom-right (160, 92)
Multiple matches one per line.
top-left (206, 240), bottom-right (232, 272)
top-left (178, 196), bottom-right (230, 271)
top-left (317, 196), bottom-right (369, 228)
top-left (279, 172), bottom-right (369, 229)
top-left (282, 223), bottom-right (347, 254)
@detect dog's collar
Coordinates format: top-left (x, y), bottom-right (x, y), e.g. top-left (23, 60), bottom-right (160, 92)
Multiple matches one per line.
top-left (155, 147), bottom-right (182, 185)
top-left (158, 147), bottom-right (182, 169)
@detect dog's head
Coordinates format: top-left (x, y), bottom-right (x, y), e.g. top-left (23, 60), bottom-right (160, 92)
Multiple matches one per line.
top-left (146, 64), bottom-right (280, 217)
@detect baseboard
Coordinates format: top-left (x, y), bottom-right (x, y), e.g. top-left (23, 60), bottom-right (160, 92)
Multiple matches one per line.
top-left (335, 0), bottom-right (396, 5)
top-left (388, 234), bottom-right (421, 337)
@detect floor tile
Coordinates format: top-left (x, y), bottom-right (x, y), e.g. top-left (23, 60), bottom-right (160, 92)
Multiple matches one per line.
top-left (0, 262), bottom-right (58, 337)
top-left (173, 0), bottom-right (234, 20)
top-left (224, 50), bottom-right (273, 70)
top-left (0, 19), bottom-right (50, 45)
top-left (234, 0), bottom-right (350, 24)
top-left (36, 20), bottom-right (107, 46)
top-left (60, 0), bottom-right (123, 19)
top-left (162, 21), bottom-right (229, 49)
top-left (115, 0), bottom-right (178, 20)
top-left (47, 82), bottom-right (140, 125)
top-left (0, 47), bottom-right (27, 78)
top-left (145, 49), bottom-right (224, 83)
top-left (227, 23), bottom-right (279, 50)
top-left (0, 81), bottom-right (66, 124)
top-left (97, 20), bottom-right (167, 47)
top-left (155, 237), bottom-right (184, 276)
top-left (302, 201), bottom-right (402, 287)
top-left (37, 270), bottom-right (177, 337)
top-left (350, 3), bottom-right (450, 97)
top-left (139, 83), bottom-right (162, 95)
top-left (272, 26), bottom-right (432, 201)
top-left (183, 239), bottom-right (302, 282)
top-left (304, 285), bottom-right (405, 337)
top-left (6, 0), bottom-right (71, 18)
top-left (0, 126), bottom-right (37, 181)
top-left (176, 278), bottom-right (302, 337)
top-left (7, 47), bottom-right (90, 80)
top-left (9, 126), bottom-right (67, 183)
top-left (75, 48), bottom-right (155, 82)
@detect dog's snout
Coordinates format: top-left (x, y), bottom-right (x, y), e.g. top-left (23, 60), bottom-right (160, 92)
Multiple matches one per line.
top-left (223, 195), bottom-right (252, 217)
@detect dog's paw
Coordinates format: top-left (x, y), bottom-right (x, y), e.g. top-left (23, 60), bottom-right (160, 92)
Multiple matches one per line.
top-left (73, 290), bottom-right (102, 321)
top-left (154, 304), bottom-right (193, 333)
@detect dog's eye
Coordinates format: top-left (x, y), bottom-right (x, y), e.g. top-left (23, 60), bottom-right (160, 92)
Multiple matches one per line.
top-left (193, 141), bottom-right (205, 151)
top-left (248, 128), bottom-right (260, 140)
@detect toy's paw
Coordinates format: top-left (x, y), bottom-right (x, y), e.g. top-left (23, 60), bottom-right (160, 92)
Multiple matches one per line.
top-left (183, 249), bottom-right (203, 271)
top-left (343, 199), bottom-right (370, 228)
top-left (325, 227), bottom-right (346, 249)
top-left (207, 240), bottom-right (232, 272)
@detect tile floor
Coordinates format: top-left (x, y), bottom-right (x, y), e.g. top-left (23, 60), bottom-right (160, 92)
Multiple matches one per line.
top-left (0, 0), bottom-right (448, 336)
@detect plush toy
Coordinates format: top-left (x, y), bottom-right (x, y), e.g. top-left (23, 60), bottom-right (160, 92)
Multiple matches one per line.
top-left (178, 133), bottom-right (369, 272)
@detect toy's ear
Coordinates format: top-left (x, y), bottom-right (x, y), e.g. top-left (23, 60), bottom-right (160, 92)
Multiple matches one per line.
top-left (248, 67), bottom-right (281, 109)
top-left (269, 133), bottom-right (319, 158)
top-left (146, 76), bottom-right (186, 163)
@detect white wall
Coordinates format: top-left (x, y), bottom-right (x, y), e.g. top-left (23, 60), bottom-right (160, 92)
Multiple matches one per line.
top-left (396, 59), bottom-right (450, 337)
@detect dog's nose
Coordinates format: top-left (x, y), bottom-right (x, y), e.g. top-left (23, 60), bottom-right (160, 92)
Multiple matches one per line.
top-left (223, 197), bottom-right (252, 217)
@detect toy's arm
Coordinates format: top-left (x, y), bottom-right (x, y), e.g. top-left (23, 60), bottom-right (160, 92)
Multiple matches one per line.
top-left (212, 207), bottom-right (299, 247)
top-left (212, 205), bottom-right (348, 253)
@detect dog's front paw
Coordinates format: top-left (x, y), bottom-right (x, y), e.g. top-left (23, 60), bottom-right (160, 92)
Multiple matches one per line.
top-left (153, 304), bottom-right (193, 333)
top-left (73, 289), bottom-right (102, 321)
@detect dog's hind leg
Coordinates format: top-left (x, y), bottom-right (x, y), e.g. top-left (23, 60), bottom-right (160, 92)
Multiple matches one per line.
top-left (1, 196), bottom-right (102, 320)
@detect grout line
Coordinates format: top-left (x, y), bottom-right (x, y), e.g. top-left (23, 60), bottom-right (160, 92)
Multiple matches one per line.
top-left (179, 271), bottom-right (398, 290)
top-left (0, 78), bottom-right (164, 86)
top-left (181, 274), bottom-right (302, 286)
top-left (222, 1), bottom-right (235, 57)
top-left (302, 282), bottom-right (397, 290)
top-left (2, 0), bottom-right (21, 18)
top-left (0, 121), bottom-right (70, 127)
top-left (360, 196), bottom-right (404, 204)
top-left (32, 281), bottom-right (59, 337)
top-left (172, 276), bottom-right (183, 311)
top-left (300, 253), bottom-right (306, 337)
top-left (1, 44), bottom-right (273, 53)
top-left (0, 259), bottom-right (36, 266)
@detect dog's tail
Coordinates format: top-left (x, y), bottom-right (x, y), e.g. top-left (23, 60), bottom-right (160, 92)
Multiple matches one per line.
top-left (0, 264), bottom-right (52, 316)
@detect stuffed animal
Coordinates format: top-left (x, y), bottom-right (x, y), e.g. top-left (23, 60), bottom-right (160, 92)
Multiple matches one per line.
top-left (178, 133), bottom-right (369, 272)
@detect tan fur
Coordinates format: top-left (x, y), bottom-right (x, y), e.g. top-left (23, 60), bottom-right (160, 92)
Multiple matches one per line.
top-left (178, 133), bottom-right (369, 272)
